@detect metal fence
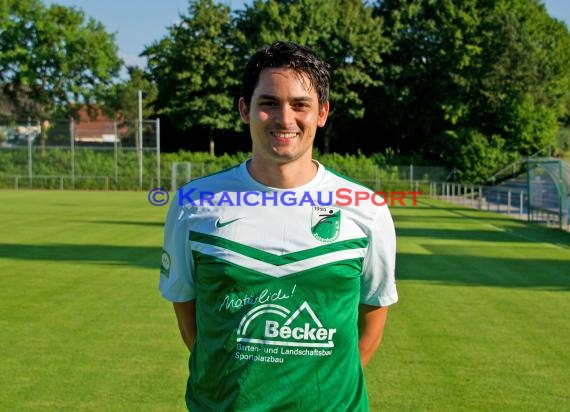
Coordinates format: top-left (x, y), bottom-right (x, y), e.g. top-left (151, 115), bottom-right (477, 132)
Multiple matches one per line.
top-left (3, 122), bottom-right (567, 231)
top-left (0, 118), bottom-right (160, 190)
top-left (168, 161), bottom-right (447, 194)
top-left (3, 127), bottom-right (569, 232)
top-left (431, 182), bottom-right (528, 218)
top-left (1, 118), bottom-right (452, 193)
top-left (433, 166), bottom-right (570, 231)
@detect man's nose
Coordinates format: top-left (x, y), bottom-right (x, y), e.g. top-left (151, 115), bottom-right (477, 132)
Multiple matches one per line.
top-left (276, 105), bottom-right (295, 127)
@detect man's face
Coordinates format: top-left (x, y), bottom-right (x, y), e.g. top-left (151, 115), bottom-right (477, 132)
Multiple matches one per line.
top-left (239, 68), bottom-right (329, 165)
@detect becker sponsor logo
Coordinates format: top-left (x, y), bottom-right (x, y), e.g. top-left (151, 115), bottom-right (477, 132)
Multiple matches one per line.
top-left (236, 301), bottom-right (337, 348)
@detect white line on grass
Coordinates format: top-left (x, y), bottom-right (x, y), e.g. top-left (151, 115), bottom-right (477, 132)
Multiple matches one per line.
top-left (443, 207), bottom-right (569, 250)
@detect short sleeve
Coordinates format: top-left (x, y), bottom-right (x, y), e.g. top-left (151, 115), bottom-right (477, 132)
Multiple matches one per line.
top-left (359, 204), bottom-right (398, 307)
top-left (158, 191), bottom-right (195, 302)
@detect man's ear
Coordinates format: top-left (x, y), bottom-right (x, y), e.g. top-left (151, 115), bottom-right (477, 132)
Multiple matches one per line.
top-left (318, 100), bottom-right (330, 128)
top-left (238, 97), bottom-right (250, 123)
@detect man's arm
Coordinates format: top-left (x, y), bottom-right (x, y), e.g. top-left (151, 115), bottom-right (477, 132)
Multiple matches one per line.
top-left (173, 300), bottom-right (196, 351)
top-left (358, 304), bottom-right (389, 367)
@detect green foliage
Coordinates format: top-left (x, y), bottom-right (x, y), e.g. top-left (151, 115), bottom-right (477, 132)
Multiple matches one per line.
top-left (3, 0), bottom-right (570, 182)
top-left (506, 95), bottom-right (558, 154)
top-left (556, 126), bottom-right (570, 159)
top-left (0, 0), bottom-right (122, 120)
top-left (143, 0), bottom-right (242, 156)
top-left (456, 128), bottom-right (518, 183)
top-left (314, 150), bottom-right (383, 185)
top-left (474, 1), bottom-right (570, 155)
top-left (0, 148), bottom-right (428, 190)
top-left (373, 0), bottom-right (570, 178)
top-left (103, 67), bottom-right (158, 123)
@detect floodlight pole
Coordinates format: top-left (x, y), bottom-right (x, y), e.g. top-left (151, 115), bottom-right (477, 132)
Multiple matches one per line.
top-left (70, 117), bottom-right (75, 189)
top-left (114, 121), bottom-right (118, 187)
top-left (558, 160), bottom-right (564, 230)
top-left (526, 159), bottom-right (531, 223)
top-left (138, 90), bottom-right (143, 190)
top-left (156, 118), bottom-right (160, 188)
top-left (27, 118), bottom-right (33, 188)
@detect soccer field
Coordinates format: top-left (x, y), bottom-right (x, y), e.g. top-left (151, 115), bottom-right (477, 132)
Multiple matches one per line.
top-left (1, 191), bottom-right (569, 411)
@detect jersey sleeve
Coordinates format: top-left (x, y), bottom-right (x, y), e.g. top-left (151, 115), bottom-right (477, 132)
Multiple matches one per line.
top-left (359, 204), bottom-right (398, 307)
top-left (158, 191), bottom-right (195, 302)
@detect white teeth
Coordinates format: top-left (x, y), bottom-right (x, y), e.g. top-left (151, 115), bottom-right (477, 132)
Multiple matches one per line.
top-left (273, 132), bottom-right (297, 139)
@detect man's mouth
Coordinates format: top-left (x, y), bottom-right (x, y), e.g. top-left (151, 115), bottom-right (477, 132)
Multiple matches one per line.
top-left (272, 132), bottom-right (298, 139)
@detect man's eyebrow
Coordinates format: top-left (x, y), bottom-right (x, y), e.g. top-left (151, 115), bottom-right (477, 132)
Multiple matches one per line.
top-left (292, 96), bottom-right (313, 103)
top-left (256, 94), bottom-right (313, 102)
top-left (256, 94), bottom-right (278, 100)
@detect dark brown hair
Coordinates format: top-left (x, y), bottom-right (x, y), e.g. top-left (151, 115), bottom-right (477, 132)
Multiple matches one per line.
top-left (241, 41), bottom-right (331, 108)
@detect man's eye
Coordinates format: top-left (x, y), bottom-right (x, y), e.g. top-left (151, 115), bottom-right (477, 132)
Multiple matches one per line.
top-left (293, 103), bottom-right (310, 110)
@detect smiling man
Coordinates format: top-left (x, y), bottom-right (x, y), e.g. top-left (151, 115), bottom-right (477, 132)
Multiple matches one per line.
top-left (159, 41), bottom-right (398, 412)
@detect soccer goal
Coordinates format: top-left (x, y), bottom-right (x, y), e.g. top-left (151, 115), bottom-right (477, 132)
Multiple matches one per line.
top-left (171, 161), bottom-right (192, 192)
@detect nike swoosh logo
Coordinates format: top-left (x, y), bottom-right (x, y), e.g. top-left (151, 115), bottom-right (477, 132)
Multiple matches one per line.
top-left (215, 217), bottom-right (243, 228)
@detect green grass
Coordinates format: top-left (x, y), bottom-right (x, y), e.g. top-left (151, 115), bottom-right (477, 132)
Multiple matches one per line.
top-left (368, 198), bottom-right (570, 411)
top-left (0, 191), bottom-right (187, 411)
top-left (1, 191), bottom-right (569, 411)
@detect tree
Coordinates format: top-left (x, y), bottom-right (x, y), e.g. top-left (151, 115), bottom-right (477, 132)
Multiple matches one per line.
top-left (143, 0), bottom-right (242, 156)
top-left (373, 0), bottom-right (570, 181)
top-left (104, 66), bottom-right (157, 122)
top-left (474, 0), bottom-right (570, 155)
top-left (372, 0), bottom-right (488, 157)
top-left (0, 0), bottom-right (122, 149)
top-left (102, 66), bottom-right (158, 155)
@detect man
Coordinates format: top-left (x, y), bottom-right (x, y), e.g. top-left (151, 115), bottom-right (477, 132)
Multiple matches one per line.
top-left (159, 40), bottom-right (398, 411)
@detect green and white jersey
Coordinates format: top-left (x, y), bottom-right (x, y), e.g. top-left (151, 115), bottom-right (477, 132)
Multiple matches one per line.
top-left (159, 160), bottom-right (398, 412)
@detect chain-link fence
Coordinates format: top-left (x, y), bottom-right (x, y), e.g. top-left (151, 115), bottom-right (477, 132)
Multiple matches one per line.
top-left (0, 117), bottom-right (161, 190)
top-left (1, 122), bottom-right (449, 195)
top-left (169, 159), bottom-right (448, 195)
top-left (4, 119), bottom-right (568, 232)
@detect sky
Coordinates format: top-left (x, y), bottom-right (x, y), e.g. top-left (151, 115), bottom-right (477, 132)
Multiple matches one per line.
top-left (44, 0), bottom-right (569, 72)
top-left (44, 0), bottom-right (250, 69)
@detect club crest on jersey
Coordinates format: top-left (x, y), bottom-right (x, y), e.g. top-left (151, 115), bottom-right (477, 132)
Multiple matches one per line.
top-left (160, 250), bottom-right (171, 277)
top-left (311, 206), bottom-right (340, 242)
